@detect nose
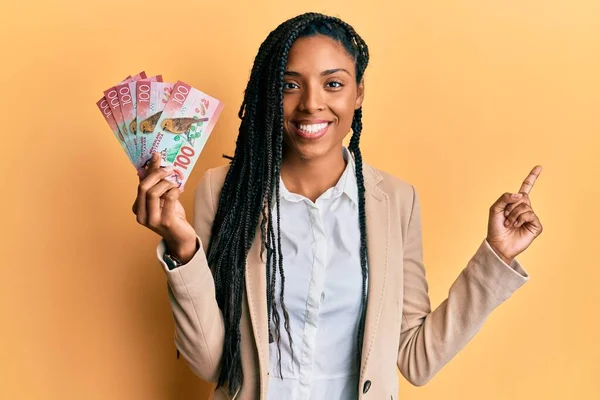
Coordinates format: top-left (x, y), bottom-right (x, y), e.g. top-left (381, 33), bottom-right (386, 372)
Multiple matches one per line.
top-left (298, 83), bottom-right (325, 113)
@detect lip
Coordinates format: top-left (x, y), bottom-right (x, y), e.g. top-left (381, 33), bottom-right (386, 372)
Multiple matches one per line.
top-left (291, 120), bottom-right (332, 140)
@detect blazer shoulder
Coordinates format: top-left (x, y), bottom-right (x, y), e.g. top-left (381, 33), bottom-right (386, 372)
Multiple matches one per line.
top-left (197, 163), bottom-right (231, 199)
top-left (207, 163), bottom-right (231, 188)
top-left (364, 163), bottom-right (419, 240)
top-left (365, 161), bottom-right (416, 202)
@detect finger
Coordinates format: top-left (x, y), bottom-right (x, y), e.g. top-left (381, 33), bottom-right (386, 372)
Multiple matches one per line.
top-left (137, 168), bottom-right (174, 225)
top-left (518, 165), bottom-right (543, 195)
top-left (505, 203), bottom-right (531, 227)
top-left (490, 192), bottom-right (526, 213)
top-left (146, 178), bottom-right (179, 229)
top-left (532, 213), bottom-right (543, 234)
top-left (162, 187), bottom-right (181, 223)
top-left (140, 165), bottom-right (174, 191)
top-left (152, 151), bottom-right (164, 168)
top-left (503, 193), bottom-right (532, 217)
top-left (514, 210), bottom-right (535, 228)
top-left (143, 152), bottom-right (165, 177)
top-left (132, 184), bottom-right (143, 220)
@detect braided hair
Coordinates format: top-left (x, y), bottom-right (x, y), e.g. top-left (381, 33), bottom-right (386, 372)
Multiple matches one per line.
top-left (206, 12), bottom-right (370, 396)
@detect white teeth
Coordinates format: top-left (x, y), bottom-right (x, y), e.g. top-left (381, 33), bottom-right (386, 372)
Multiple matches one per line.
top-left (298, 122), bottom-right (328, 134)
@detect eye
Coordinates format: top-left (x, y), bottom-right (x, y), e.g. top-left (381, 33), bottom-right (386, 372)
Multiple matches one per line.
top-left (283, 82), bottom-right (299, 90)
top-left (326, 81), bottom-right (343, 89)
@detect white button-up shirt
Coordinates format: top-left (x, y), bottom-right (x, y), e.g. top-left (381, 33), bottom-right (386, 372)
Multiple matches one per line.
top-left (267, 146), bottom-right (368, 400)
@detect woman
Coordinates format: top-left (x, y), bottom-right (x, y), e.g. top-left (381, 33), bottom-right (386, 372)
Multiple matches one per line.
top-left (132, 12), bottom-right (543, 400)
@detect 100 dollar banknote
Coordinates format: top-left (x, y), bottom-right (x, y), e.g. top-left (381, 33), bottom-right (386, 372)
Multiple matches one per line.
top-left (96, 74), bottom-right (139, 166)
top-left (117, 75), bottom-right (163, 169)
top-left (136, 81), bottom-right (174, 175)
top-left (97, 97), bottom-right (136, 166)
top-left (149, 81), bottom-right (224, 191)
top-left (103, 71), bottom-right (147, 165)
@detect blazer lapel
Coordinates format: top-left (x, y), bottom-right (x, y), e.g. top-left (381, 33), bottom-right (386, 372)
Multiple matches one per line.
top-left (358, 162), bottom-right (388, 385)
top-left (243, 160), bottom-right (388, 398)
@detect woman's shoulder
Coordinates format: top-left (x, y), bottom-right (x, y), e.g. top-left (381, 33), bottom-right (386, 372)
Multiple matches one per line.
top-left (363, 160), bottom-right (416, 201)
top-left (205, 163), bottom-right (231, 187)
top-left (195, 163), bottom-right (231, 203)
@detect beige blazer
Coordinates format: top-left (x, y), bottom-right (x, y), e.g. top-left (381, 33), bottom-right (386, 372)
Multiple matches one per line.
top-left (156, 157), bottom-right (530, 400)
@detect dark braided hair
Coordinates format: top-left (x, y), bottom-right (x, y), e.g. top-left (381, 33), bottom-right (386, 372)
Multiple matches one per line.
top-left (206, 12), bottom-right (370, 397)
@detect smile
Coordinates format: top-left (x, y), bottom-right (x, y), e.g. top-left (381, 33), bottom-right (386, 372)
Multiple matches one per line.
top-left (292, 121), bottom-right (332, 140)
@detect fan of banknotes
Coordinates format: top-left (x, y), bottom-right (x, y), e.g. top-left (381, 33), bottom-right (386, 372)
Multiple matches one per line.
top-left (96, 71), bottom-right (224, 192)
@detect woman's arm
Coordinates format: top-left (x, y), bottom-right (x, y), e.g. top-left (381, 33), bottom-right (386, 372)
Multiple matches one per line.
top-left (397, 185), bottom-right (529, 386)
top-left (156, 168), bottom-right (225, 383)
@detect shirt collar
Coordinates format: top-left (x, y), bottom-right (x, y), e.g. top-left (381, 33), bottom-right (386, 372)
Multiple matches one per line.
top-left (273, 146), bottom-right (358, 209)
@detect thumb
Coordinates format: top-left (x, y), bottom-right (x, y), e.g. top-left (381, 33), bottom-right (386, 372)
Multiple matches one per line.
top-left (490, 192), bottom-right (523, 213)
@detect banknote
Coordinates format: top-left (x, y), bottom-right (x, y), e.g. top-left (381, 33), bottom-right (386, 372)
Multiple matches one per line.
top-left (95, 74), bottom-right (139, 164)
top-left (136, 81), bottom-right (175, 175)
top-left (149, 80), bottom-right (224, 191)
top-left (116, 75), bottom-right (163, 169)
top-left (97, 96), bottom-right (135, 166)
top-left (103, 71), bottom-right (148, 166)
top-left (131, 71), bottom-right (147, 81)
top-left (121, 71), bottom-right (147, 84)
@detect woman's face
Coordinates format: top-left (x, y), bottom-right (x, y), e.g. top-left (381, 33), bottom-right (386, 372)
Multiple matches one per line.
top-left (282, 34), bottom-right (364, 162)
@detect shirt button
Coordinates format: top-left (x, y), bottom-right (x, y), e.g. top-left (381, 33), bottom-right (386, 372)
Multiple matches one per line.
top-left (363, 380), bottom-right (371, 393)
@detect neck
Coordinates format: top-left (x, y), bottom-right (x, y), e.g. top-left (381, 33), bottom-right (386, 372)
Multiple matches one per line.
top-left (280, 145), bottom-right (347, 203)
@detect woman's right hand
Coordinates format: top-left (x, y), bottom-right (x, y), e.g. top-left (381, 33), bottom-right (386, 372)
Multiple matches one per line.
top-left (132, 152), bottom-right (198, 263)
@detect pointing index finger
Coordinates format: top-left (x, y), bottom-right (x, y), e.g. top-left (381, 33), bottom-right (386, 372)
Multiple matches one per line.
top-left (518, 165), bottom-right (543, 194)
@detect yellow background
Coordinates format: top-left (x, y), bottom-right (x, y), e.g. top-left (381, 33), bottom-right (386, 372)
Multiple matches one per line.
top-left (1, 0), bottom-right (598, 398)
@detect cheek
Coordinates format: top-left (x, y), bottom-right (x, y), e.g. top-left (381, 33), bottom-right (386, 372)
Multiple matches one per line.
top-left (282, 95), bottom-right (297, 118)
top-left (330, 96), bottom-right (357, 126)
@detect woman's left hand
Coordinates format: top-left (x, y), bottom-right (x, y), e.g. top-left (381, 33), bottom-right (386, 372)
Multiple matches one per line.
top-left (486, 165), bottom-right (544, 265)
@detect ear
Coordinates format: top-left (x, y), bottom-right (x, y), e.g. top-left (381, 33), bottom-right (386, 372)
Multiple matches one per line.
top-left (355, 78), bottom-right (365, 110)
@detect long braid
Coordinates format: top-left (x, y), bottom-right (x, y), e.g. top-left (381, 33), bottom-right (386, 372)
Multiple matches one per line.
top-left (206, 12), bottom-right (370, 397)
top-left (349, 108), bottom-right (368, 378)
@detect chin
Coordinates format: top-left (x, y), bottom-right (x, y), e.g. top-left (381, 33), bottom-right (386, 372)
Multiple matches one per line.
top-left (283, 135), bottom-right (338, 162)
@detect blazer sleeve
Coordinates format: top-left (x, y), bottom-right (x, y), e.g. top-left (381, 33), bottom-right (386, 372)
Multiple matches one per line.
top-left (155, 168), bottom-right (225, 383)
top-left (397, 185), bottom-right (530, 386)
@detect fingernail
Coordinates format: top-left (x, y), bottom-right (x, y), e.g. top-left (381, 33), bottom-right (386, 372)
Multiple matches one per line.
top-left (504, 210), bottom-right (509, 217)
top-left (512, 193), bottom-right (522, 198)
top-left (505, 220), bottom-right (510, 226)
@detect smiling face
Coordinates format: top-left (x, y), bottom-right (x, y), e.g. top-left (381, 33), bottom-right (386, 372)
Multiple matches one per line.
top-left (282, 34), bottom-right (364, 162)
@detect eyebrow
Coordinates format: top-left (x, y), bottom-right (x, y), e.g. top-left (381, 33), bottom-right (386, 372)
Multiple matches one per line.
top-left (284, 68), bottom-right (351, 77)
